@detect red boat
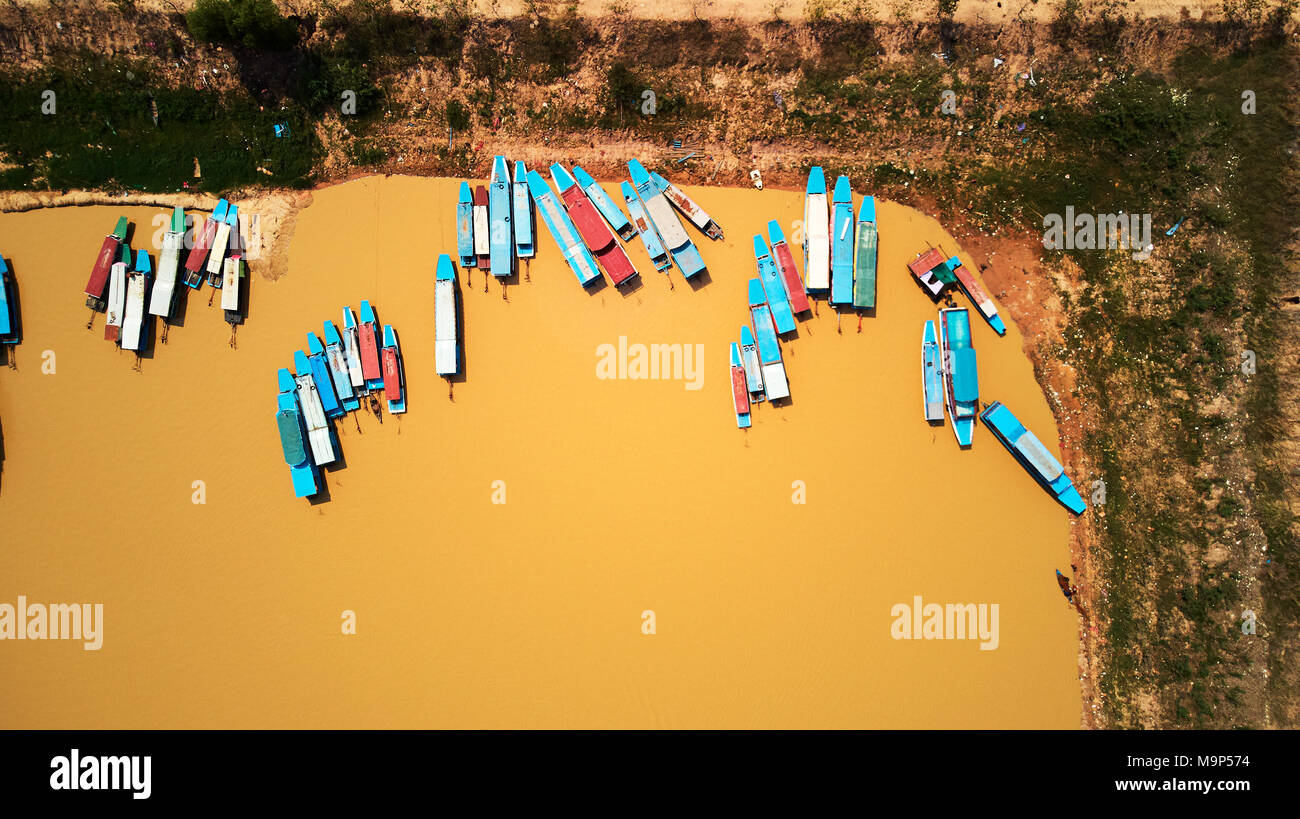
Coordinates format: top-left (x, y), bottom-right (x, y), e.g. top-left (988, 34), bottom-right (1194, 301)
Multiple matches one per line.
top-left (84, 216), bottom-right (129, 303)
top-left (184, 201), bottom-right (227, 280)
top-left (767, 221), bottom-right (811, 313)
top-left (551, 165), bottom-right (637, 286)
top-left (731, 362), bottom-right (750, 414)
top-left (383, 347), bottom-right (401, 402)
top-left (473, 186), bottom-right (491, 271)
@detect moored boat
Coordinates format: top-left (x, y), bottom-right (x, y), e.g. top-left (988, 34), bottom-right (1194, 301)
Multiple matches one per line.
top-left (524, 170), bottom-right (602, 287)
top-left (488, 156), bottom-right (514, 277)
top-left (183, 200), bottom-right (226, 288)
top-left (120, 249), bottom-right (150, 352)
top-left (221, 254), bottom-right (243, 325)
top-left (206, 203), bottom-right (238, 288)
top-left (358, 300), bottom-right (384, 391)
top-left (628, 159), bottom-right (706, 279)
top-left (276, 368), bottom-right (320, 498)
top-left (104, 244), bottom-right (130, 342)
top-left (748, 279), bottom-right (790, 401)
top-left (341, 307), bottom-right (365, 391)
top-left (552, 163), bottom-right (637, 286)
top-left (830, 175), bottom-right (855, 306)
top-left (381, 325), bottom-right (406, 414)
top-left (922, 320), bottom-right (944, 422)
top-left (291, 352), bottom-right (336, 466)
top-left (456, 182), bottom-right (476, 268)
top-left (84, 216), bottom-right (129, 311)
top-left (0, 254), bottom-right (16, 344)
top-left (853, 196), bottom-right (878, 310)
top-left (754, 235), bottom-right (796, 334)
top-left (908, 248), bottom-right (956, 300)
top-left (303, 341), bottom-right (344, 419)
top-left (739, 325), bottom-right (765, 403)
top-left (573, 165), bottom-right (635, 241)
top-left (980, 400), bottom-right (1087, 515)
top-left (323, 320), bottom-right (360, 411)
top-left (512, 161), bottom-right (535, 259)
top-left (435, 254), bottom-right (459, 377)
top-left (651, 171), bottom-right (723, 241)
top-left (939, 307), bottom-right (979, 446)
top-left (472, 185), bottom-right (490, 271)
top-left (621, 181), bottom-right (672, 273)
top-left (767, 221), bottom-right (811, 314)
top-left (730, 342), bottom-right (752, 429)
top-left (148, 207), bottom-right (185, 319)
top-left (803, 167), bottom-right (830, 293)
top-left (948, 256), bottom-right (1007, 336)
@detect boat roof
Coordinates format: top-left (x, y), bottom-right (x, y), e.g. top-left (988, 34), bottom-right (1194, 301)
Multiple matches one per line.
top-left (649, 172), bottom-right (673, 194)
top-left (627, 159), bottom-right (651, 187)
top-left (549, 163), bottom-right (577, 192)
top-left (767, 219), bottom-right (786, 244)
top-left (740, 325), bottom-right (755, 345)
top-left (730, 342), bottom-right (742, 366)
top-left (513, 160), bottom-right (528, 181)
top-left (117, 243), bottom-right (131, 264)
top-left (133, 249), bottom-right (151, 273)
top-left (342, 306), bottom-right (357, 329)
top-left (436, 253), bottom-right (455, 281)
top-left (292, 349), bottom-right (310, 372)
top-left (323, 321), bottom-right (342, 344)
top-left (806, 166), bottom-right (826, 195)
top-left (458, 181), bottom-right (472, 203)
top-left (473, 185), bottom-right (488, 205)
top-left (213, 199), bottom-right (229, 219)
top-left (833, 175), bottom-right (852, 202)
top-left (383, 324), bottom-right (397, 347)
top-left (307, 332), bottom-right (325, 354)
top-left (277, 367), bottom-right (296, 393)
top-left (985, 403), bottom-right (1064, 481)
top-left (490, 155), bottom-right (508, 183)
top-left (752, 234), bottom-right (770, 259)
top-left (359, 300), bottom-right (376, 323)
top-left (909, 248), bottom-right (947, 276)
top-left (572, 165), bottom-right (597, 188)
top-left (952, 349), bottom-right (979, 401)
top-left (112, 215), bottom-right (130, 241)
top-left (858, 195), bottom-right (876, 222)
top-left (170, 206), bottom-right (185, 232)
top-left (276, 409), bottom-right (308, 466)
top-left (224, 204), bottom-right (239, 224)
top-left (747, 278), bottom-right (766, 306)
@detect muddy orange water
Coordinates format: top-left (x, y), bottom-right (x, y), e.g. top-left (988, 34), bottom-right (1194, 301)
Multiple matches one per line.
top-left (0, 176), bottom-right (1080, 728)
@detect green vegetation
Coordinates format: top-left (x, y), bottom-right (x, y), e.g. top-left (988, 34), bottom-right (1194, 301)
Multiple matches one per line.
top-left (186, 0), bottom-right (298, 50)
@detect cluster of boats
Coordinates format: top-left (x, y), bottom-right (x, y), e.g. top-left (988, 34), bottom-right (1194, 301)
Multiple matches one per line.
top-left (81, 201), bottom-right (247, 351)
top-left (0, 254), bottom-right (18, 350)
top-left (456, 156), bottom-right (723, 289)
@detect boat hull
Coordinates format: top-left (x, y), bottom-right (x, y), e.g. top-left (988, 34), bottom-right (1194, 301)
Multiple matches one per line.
top-left (980, 401), bottom-right (1087, 515)
top-left (853, 221), bottom-right (877, 309)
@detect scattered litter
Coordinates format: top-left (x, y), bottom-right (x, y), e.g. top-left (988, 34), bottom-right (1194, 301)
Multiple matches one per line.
top-left (993, 57), bottom-right (1004, 68)
top-left (1016, 123), bottom-right (1026, 131)
top-left (750, 169), bottom-right (763, 190)
top-left (1166, 217), bottom-right (1185, 236)
top-left (273, 123), bottom-right (290, 138)
top-left (773, 92), bottom-right (785, 112)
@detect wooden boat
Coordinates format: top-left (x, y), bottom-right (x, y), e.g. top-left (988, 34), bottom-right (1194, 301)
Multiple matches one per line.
top-left (980, 401), bottom-right (1088, 515)
top-left (341, 307), bottom-right (365, 391)
top-left (0, 254), bottom-right (15, 344)
top-left (551, 163), bottom-right (637, 286)
top-left (939, 307), bottom-right (979, 446)
top-left (456, 181), bottom-right (476, 268)
top-left (621, 181), bottom-right (672, 273)
top-left (748, 279), bottom-right (790, 400)
top-left (221, 255), bottom-right (244, 327)
top-left (730, 342), bottom-right (752, 429)
top-left (767, 221), bottom-right (810, 314)
top-left (524, 170), bottom-right (602, 287)
top-left (922, 320), bottom-right (944, 422)
top-left (739, 325), bottom-right (765, 403)
top-left (435, 254), bottom-right (459, 377)
top-left (381, 325), bottom-right (406, 413)
top-left (909, 248), bottom-right (955, 300)
top-left (853, 196), bottom-right (878, 309)
top-left (488, 156), bottom-right (514, 277)
top-left (304, 338), bottom-right (345, 419)
top-left (84, 216), bottom-right (129, 310)
top-left (948, 256), bottom-right (1007, 336)
top-left (276, 368), bottom-right (320, 498)
top-left (323, 320), bottom-right (360, 411)
top-left (148, 207), bottom-right (185, 319)
top-left (830, 175), bottom-right (855, 305)
top-left (358, 300), bottom-right (384, 391)
top-left (573, 165), bottom-right (635, 241)
top-left (291, 351), bottom-right (336, 466)
top-left (120, 249), bottom-right (150, 352)
top-left (512, 161), bottom-right (535, 259)
top-left (104, 244), bottom-right (129, 342)
top-left (183, 200), bottom-right (226, 289)
top-left (803, 167), bottom-right (830, 293)
top-left (753, 235), bottom-right (796, 334)
top-left (628, 160), bottom-right (706, 278)
top-left (206, 203), bottom-right (238, 288)
top-left (651, 172), bottom-right (723, 241)
top-left (472, 185), bottom-right (490, 271)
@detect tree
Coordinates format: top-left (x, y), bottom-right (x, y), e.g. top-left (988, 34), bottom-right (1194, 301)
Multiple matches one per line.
top-left (187, 0), bottom-right (298, 50)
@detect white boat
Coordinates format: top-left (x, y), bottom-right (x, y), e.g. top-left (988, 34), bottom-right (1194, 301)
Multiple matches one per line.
top-left (293, 349), bottom-right (336, 465)
top-left (148, 206), bottom-right (184, 318)
top-left (341, 307), bottom-right (365, 390)
top-left (221, 255), bottom-right (241, 312)
top-left (104, 245), bottom-right (129, 342)
top-left (206, 204), bottom-right (238, 284)
top-left (803, 167), bottom-right (830, 292)
top-left (435, 254), bottom-right (459, 376)
top-left (120, 249), bottom-right (150, 351)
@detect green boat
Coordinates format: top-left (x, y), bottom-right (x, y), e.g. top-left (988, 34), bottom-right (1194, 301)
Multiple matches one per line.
top-left (853, 196), bottom-right (878, 309)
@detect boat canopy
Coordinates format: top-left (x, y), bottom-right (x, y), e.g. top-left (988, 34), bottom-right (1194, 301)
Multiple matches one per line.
top-left (277, 410), bottom-right (308, 466)
top-left (952, 349), bottom-right (979, 402)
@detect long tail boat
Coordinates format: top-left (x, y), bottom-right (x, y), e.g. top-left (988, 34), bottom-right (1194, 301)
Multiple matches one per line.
top-left (382, 325), bottom-right (406, 414)
top-left (302, 342), bottom-right (344, 419)
top-left (573, 165), bottom-right (635, 241)
top-left (206, 203), bottom-right (238, 288)
top-left (753, 235), bottom-right (796, 334)
top-left (457, 182), bottom-right (476, 268)
top-left (472, 185), bottom-right (490, 271)
top-left (85, 216), bottom-right (129, 311)
top-left (767, 221), bottom-right (810, 314)
top-left (803, 167), bottom-right (830, 293)
top-left (148, 207), bottom-right (185, 319)
top-left (730, 342), bottom-right (752, 429)
top-left (651, 172), bottom-right (723, 241)
top-left (104, 244), bottom-right (130, 342)
top-left (922, 320), bottom-right (944, 422)
top-left (488, 156), bottom-right (514, 277)
top-left (748, 279), bottom-right (790, 400)
top-left (628, 160), bottom-right (706, 279)
top-left (0, 255), bottom-right (16, 344)
top-left (435, 254), bottom-right (459, 377)
top-left (221, 255), bottom-right (245, 327)
top-left (939, 307), bottom-right (979, 446)
top-left (525, 170), bottom-right (602, 287)
top-left (853, 196), bottom-right (878, 310)
top-left (552, 163), bottom-right (637, 286)
top-left (358, 300), bottom-right (384, 391)
top-left (981, 401), bottom-right (1087, 515)
top-left (947, 255), bottom-right (1007, 336)
top-left (120, 249), bottom-right (150, 352)
top-left (908, 248), bottom-right (955, 300)
top-left (341, 307), bottom-right (365, 392)
top-left (323, 320), bottom-right (360, 411)
top-left (512, 161), bottom-right (535, 259)
top-left (291, 352), bottom-right (336, 466)
top-left (276, 368), bottom-right (320, 498)
top-left (830, 175), bottom-right (855, 306)
top-left (739, 325), bottom-right (765, 403)
top-left (183, 200), bottom-right (226, 289)
top-left (621, 181), bottom-right (672, 273)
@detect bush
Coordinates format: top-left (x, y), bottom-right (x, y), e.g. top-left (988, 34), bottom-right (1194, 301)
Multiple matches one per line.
top-left (187, 0), bottom-right (298, 50)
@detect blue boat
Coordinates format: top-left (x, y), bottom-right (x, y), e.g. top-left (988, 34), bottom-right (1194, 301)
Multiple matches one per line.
top-left (948, 255), bottom-right (1007, 336)
top-left (830, 175), bottom-right (855, 305)
top-left (524, 170), bottom-right (602, 287)
top-left (435, 254), bottom-right (459, 377)
top-left (981, 401), bottom-right (1088, 515)
top-left (939, 307), bottom-right (979, 446)
top-left (573, 165), bottom-right (635, 241)
top-left (302, 342), bottom-right (344, 419)
top-left (381, 325), bottom-right (406, 414)
top-left (0, 254), bottom-right (16, 344)
top-left (276, 368), bottom-right (319, 498)
top-left (488, 156), bottom-right (514, 277)
top-left (729, 343), bottom-right (752, 429)
top-left (620, 181), bottom-right (672, 272)
top-left (748, 279), bottom-right (790, 400)
top-left (922, 320), bottom-right (943, 422)
top-left (456, 181), bottom-right (476, 268)
top-left (323, 321), bottom-right (360, 411)
top-left (739, 325), bottom-right (765, 402)
top-left (803, 167), bottom-right (830, 292)
top-left (753, 235), bottom-right (796, 334)
top-left (650, 171), bottom-right (723, 241)
top-left (512, 161), bottom-right (535, 259)
top-left (628, 159), bottom-right (706, 278)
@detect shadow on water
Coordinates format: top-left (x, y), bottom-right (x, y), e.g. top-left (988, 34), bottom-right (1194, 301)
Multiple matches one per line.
top-left (616, 273), bottom-right (645, 297)
top-left (3, 258), bottom-right (24, 350)
top-left (0, 413), bottom-right (5, 496)
top-left (686, 269), bottom-right (713, 292)
top-left (448, 272), bottom-right (469, 395)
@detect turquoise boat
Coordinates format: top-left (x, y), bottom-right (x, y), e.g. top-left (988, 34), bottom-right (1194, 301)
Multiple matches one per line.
top-left (525, 170), bottom-right (602, 287)
top-left (939, 307), bottom-right (979, 446)
top-left (628, 159), bottom-right (706, 278)
top-left (488, 156), bottom-right (514, 277)
top-left (922, 320), bottom-right (943, 422)
top-left (512, 161), bottom-right (535, 259)
top-left (621, 181), bottom-right (671, 272)
top-left (748, 279), bottom-right (790, 400)
top-left (739, 325), bottom-right (764, 402)
top-left (323, 321), bottom-right (360, 412)
top-left (276, 368), bottom-right (320, 499)
top-left (302, 342), bottom-right (344, 419)
top-left (853, 196), bottom-right (878, 309)
top-left (753, 235), bottom-right (795, 334)
top-left (456, 181), bottom-right (476, 268)
top-left (981, 401), bottom-right (1087, 515)
top-left (830, 175), bottom-right (854, 305)
top-left (0, 254), bottom-right (16, 344)
top-left (573, 165), bottom-right (635, 241)
top-left (651, 171), bottom-right (723, 241)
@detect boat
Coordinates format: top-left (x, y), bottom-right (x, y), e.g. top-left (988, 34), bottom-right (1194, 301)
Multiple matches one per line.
top-left (767, 221), bottom-right (811, 314)
top-left (120, 249), bottom-right (150, 352)
top-left (322, 320), bottom-right (360, 411)
top-left (830, 175), bottom-right (855, 305)
top-left (651, 172), bottom-right (723, 241)
top-left (922, 320), bottom-right (944, 422)
top-left (628, 160), bottom-right (706, 279)
top-left (730, 342), bottom-right (752, 429)
top-left (948, 255), bottom-right (1007, 335)
top-left (148, 207), bottom-right (185, 319)
top-left (909, 248), bottom-right (956, 300)
top-left (748, 279), bottom-right (790, 401)
top-left (739, 325), bottom-right (765, 402)
top-left (803, 167), bottom-right (830, 293)
top-left (456, 182), bottom-right (476, 268)
top-left (551, 163), bottom-right (637, 286)
top-left (853, 196), bottom-right (878, 309)
top-left (341, 307), bottom-right (365, 392)
top-left (84, 216), bottom-right (129, 310)
top-left (221, 254), bottom-right (243, 325)
top-left (573, 165), bottom-right (635, 241)
top-left (939, 307), bottom-right (979, 446)
top-left (183, 200), bottom-right (226, 288)
top-left (753, 235), bottom-right (796, 334)
top-left (524, 170), bottom-right (602, 287)
top-left (621, 181), bottom-right (672, 273)
top-left (206, 203), bottom-right (238, 288)
top-left (291, 351), bottom-right (336, 465)
top-left (512, 161), bottom-right (535, 259)
top-left (276, 368), bottom-right (320, 498)
top-left (358, 300), bottom-right (384, 391)
top-left (488, 156), bottom-right (514, 277)
top-left (104, 244), bottom-right (129, 342)
top-left (435, 254), bottom-right (459, 376)
top-left (472, 185), bottom-right (490, 271)
top-left (304, 338), bottom-right (345, 419)
top-left (0, 254), bottom-right (16, 344)
top-left (980, 401), bottom-right (1088, 515)
top-left (381, 325), bottom-right (406, 413)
